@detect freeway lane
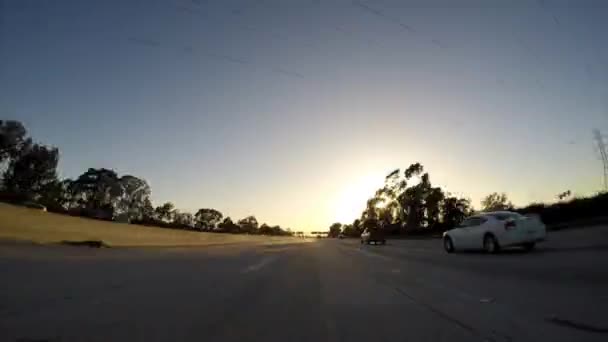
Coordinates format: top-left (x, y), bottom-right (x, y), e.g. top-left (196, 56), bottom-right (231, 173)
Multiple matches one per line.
top-left (1, 228), bottom-right (607, 342)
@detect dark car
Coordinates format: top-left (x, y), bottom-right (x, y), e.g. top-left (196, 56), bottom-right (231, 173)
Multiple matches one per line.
top-left (360, 228), bottom-right (386, 245)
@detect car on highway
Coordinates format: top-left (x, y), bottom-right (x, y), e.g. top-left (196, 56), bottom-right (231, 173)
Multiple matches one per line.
top-left (361, 228), bottom-right (386, 245)
top-left (442, 211), bottom-right (546, 253)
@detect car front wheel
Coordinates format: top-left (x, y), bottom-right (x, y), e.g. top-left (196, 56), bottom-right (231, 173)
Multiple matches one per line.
top-left (444, 236), bottom-right (454, 253)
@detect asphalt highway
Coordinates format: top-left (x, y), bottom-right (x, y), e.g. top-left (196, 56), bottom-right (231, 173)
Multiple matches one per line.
top-left (1, 226), bottom-right (607, 342)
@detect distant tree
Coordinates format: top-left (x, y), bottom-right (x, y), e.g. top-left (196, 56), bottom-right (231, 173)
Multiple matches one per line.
top-left (173, 211), bottom-right (194, 228)
top-left (328, 222), bottom-right (342, 237)
top-left (255, 224), bottom-right (287, 236)
top-left (116, 175), bottom-right (151, 221)
top-left (0, 120), bottom-right (30, 163)
top-left (38, 178), bottom-right (72, 212)
top-left (271, 225), bottom-right (286, 236)
top-left (2, 143), bottom-right (59, 202)
top-left (353, 218), bottom-right (361, 231)
top-left (400, 165), bottom-right (428, 229)
top-left (441, 195), bottom-right (472, 228)
top-left (404, 162), bottom-right (424, 179)
top-left (425, 186), bottom-right (445, 228)
top-left (341, 219), bottom-right (362, 237)
top-left (155, 202), bottom-right (175, 222)
top-left (382, 168), bottom-right (408, 226)
top-left (194, 208), bottom-right (223, 230)
top-left (70, 168), bottom-right (122, 217)
top-left (354, 162), bottom-right (471, 233)
top-left (341, 224), bottom-right (354, 236)
top-left (363, 217), bottom-right (380, 230)
top-left (481, 192), bottom-right (513, 212)
top-left (557, 190), bottom-right (572, 201)
top-left (141, 197), bottom-right (155, 221)
top-left (238, 216), bottom-right (258, 234)
top-left (259, 223), bottom-right (272, 235)
top-left (218, 216), bottom-right (239, 233)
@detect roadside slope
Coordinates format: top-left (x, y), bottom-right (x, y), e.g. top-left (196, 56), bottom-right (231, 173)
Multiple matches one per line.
top-left (0, 203), bottom-right (299, 247)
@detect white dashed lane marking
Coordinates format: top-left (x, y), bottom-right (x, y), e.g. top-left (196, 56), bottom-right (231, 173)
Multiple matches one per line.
top-left (241, 256), bottom-right (277, 274)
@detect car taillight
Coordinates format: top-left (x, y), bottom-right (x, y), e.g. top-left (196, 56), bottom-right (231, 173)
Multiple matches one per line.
top-left (504, 220), bottom-right (516, 230)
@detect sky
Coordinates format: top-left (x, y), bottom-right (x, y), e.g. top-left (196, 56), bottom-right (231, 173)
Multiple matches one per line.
top-left (1, 0), bottom-right (607, 231)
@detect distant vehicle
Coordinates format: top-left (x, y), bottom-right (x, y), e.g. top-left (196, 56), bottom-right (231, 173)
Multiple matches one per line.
top-left (361, 228), bottom-right (386, 245)
top-left (442, 211), bottom-right (546, 253)
top-left (338, 233), bottom-right (345, 239)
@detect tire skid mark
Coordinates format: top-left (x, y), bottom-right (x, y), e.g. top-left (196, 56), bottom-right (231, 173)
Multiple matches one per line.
top-left (393, 287), bottom-right (478, 335)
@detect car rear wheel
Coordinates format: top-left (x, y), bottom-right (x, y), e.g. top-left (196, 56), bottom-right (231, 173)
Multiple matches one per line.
top-left (483, 234), bottom-right (500, 254)
top-left (444, 236), bottom-right (454, 253)
top-left (522, 242), bottom-right (535, 251)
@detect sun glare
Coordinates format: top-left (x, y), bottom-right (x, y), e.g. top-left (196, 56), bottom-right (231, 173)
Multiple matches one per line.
top-left (333, 174), bottom-right (384, 224)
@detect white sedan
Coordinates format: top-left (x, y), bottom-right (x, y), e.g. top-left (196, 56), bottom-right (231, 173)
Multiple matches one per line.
top-left (442, 211), bottom-right (546, 253)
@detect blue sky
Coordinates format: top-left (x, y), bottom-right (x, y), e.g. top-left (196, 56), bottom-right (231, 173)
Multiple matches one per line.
top-left (1, 0), bottom-right (607, 230)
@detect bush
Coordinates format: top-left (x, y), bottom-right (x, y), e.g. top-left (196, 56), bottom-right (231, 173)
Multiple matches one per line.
top-left (517, 192), bottom-right (608, 225)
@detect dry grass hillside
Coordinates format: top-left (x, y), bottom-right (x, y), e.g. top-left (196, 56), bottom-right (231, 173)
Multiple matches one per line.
top-left (0, 203), bottom-right (299, 247)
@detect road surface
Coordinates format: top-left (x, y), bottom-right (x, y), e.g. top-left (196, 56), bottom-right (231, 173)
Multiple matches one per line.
top-left (1, 226), bottom-right (608, 342)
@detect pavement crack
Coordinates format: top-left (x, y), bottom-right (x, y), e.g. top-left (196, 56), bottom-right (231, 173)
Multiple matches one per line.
top-left (393, 287), bottom-right (477, 335)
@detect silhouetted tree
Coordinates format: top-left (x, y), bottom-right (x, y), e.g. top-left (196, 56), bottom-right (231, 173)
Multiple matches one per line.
top-left (173, 211), bottom-right (194, 228)
top-left (116, 175), bottom-right (151, 221)
top-left (155, 202), bottom-right (175, 222)
top-left (194, 208), bottom-right (223, 230)
top-left (342, 219), bottom-right (362, 237)
top-left (2, 143), bottom-right (59, 202)
top-left (141, 197), bottom-right (155, 221)
top-left (441, 195), bottom-right (472, 228)
top-left (328, 222), bottom-right (342, 237)
top-left (70, 168), bottom-right (122, 218)
top-left (259, 223), bottom-right (272, 235)
top-left (238, 216), bottom-right (258, 234)
top-left (425, 186), bottom-right (445, 228)
top-left (481, 192), bottom-right (513, 212)
top-left (38, 179), bottom-right (72, 212)
top-left (0, 120), bottom-right (30, 163)
top-left (218, 216), bottom-right (239, 233)
top-left (400, 165), bottom-right (427, 229)
top-left (557, 190), bottom-right (572, 201)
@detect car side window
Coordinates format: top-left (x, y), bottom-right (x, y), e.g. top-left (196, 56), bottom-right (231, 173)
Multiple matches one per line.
top-left (460, 217), bottom-right (486, 227)
top-left (459, 218), bottom-right (474, 227)
top-left (490, 213), bottom-right (524, 221)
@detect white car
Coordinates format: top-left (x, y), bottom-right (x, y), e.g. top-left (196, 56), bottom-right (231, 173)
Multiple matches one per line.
top-left (442, 211), bottom-right (546, 253)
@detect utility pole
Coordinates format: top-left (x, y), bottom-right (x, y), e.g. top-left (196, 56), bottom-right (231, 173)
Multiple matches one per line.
top-left (593, 129), bottom-right (608, 191)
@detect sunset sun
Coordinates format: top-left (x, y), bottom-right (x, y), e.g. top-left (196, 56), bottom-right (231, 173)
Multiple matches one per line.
top-left (333, 174), bottom-right (384, 224)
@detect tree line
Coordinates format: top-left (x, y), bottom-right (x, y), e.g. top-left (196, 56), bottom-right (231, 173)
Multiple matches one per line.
top-left (328, 162), bottom-right (608, 237)
top-left (0, 120), bottom-right (292, 236)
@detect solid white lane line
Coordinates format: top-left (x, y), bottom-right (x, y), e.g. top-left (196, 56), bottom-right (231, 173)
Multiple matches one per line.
top-left (241, 256), bottom-right (277, 274)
